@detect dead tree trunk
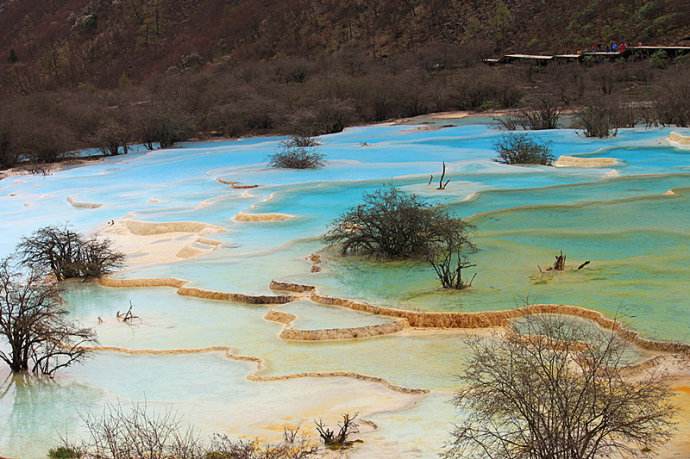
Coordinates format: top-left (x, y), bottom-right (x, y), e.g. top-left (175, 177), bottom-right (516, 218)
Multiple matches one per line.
top-left (552, 251), bottom-right (566, 271)
top-left (438, 162), bottom-right (450, 190)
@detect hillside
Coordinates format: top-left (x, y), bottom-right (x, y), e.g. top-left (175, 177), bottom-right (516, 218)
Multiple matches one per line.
top-left (1, 0), bottom-right (689, 89)
top-left (1, 0), bottom-right (690, 170)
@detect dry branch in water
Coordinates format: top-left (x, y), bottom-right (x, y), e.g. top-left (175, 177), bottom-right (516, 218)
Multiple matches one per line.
top-left (438, 162), bottom-right (450, 190)
top-left (315, 413), bottom-right (360, 448)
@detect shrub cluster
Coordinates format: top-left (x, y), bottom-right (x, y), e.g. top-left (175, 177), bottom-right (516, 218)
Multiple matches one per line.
top-left (499, 98), bottom-right (561, 130)
top-left (325, 188), bottom-right (446, 259)
top-left (494, 134), bottom-right (554, 165)
top-left (576, 100), bottom-right (620, 138)
top-left (326, 188), bottom-right (476, 289)
top-left (269, 135), bottom-right (325, 169)
top-left (47, 404), bottom-right (364, 458)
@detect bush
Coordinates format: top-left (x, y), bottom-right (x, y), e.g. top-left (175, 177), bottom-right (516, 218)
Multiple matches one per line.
top-left (576, 101), bottom-right (619, 137)
top-left (498, 98), bottom-right (561, 130)
top-left (269, 136), bottom-right (324, 169)
top-left (494, 134), bottom-right (553, 165)
top-left (653, 78), bottom-right (690, 127)
top-left (283, 135), bottom-right (320, 148)
top-left (326, 188), bottom-right (476, 287)
top-left (49, 403), bottom-right (318, 459)
top-left (48, 447), bottom-right (83, 459)
top-left (18, 226), bottom-right (124, 280)
top-left (650, 50), bottom-right (669, 69)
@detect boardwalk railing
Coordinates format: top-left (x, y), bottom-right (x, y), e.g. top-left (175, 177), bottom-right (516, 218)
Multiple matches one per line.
top-left (484, 46), bottom-right (690, 65)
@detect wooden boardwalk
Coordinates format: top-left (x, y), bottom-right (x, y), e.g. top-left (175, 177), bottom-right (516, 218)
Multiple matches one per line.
top-left (484, 46), bottom-right (690, 65)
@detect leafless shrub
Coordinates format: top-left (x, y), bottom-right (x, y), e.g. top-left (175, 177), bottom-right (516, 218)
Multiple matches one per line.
top-left (325, 188), bottom-right (470, 260)
top-left (494, 134), bottom-right (553, 165)
top-left (576, 100), bottom-right (619, 138)
top-left (269, 137), bottom-right (324, 169)
top-left (314, 413), bottom-right (359, 448)
top-left (72, 402), bottom-right (204, 459)
top-left (208, 427), bottom-right (318, 459)
top-left (283, 135), bottom-right (320, 148)
top-left (18, 226), bottom-right (124, 281)
top-left (53, 404), bottom-right (319, 459)
top-left (444, 314), bottom-right (676, 459)
top-left (498, 97), bottom-right (561, 130)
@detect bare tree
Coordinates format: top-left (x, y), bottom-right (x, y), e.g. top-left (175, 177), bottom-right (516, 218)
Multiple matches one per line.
top-left (0, 258), bottom-right (95, 376)
top-left (92, 117), bottom-right (131, 156)
top-left (136, 105), bottom-right (194, 150)
top-left (426, 220), bottom-right (477, 289)
top-left (18, 226), bottom-right (124, 281)
top-left (444, 315), bottom-right (675, 459)
top-left (653, 79), bottom-right (690, 127)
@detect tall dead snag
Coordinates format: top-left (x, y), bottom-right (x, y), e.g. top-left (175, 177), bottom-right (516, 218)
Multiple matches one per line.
top-left (438, 161), bottom-right (450, 190)
top-left (552, 250), bottom-right (566, 271)
top-left (117, 300), bottom-right (140, 323)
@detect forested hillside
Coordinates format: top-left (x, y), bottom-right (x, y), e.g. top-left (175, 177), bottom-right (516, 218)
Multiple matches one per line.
top-left (0, 0), bottom-right (689, 169)
top-left (1, 0), bottom-right (689, 89)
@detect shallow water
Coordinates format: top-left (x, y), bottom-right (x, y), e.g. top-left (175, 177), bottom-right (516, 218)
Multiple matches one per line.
top-left (0, 121), bottom-right (688, 457)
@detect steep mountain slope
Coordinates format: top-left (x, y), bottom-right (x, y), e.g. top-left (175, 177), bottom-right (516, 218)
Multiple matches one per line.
top-left (1, 0), bottom-right (689, 89)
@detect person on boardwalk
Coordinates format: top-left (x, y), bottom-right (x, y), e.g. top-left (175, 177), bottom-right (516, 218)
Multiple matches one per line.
top-left (618, 39), bottom-right (627, 53)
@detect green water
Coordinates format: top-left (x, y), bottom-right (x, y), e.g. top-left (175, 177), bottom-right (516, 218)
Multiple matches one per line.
top-left (0, 122), bottom-right (688, 457)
